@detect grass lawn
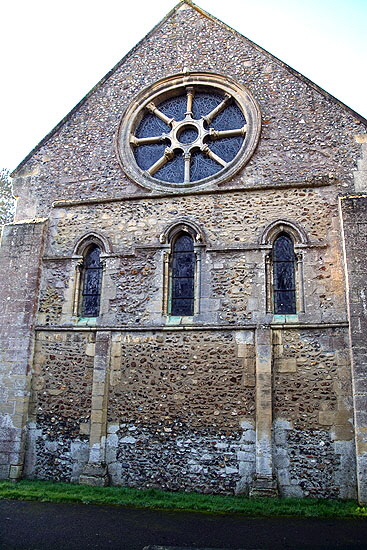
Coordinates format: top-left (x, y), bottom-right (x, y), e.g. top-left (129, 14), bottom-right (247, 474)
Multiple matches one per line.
top-left (0, 479), bottom-right (366, 518)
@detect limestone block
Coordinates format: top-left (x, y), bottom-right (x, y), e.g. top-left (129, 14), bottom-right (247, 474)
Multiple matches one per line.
top-left (91, 395), bottom-right (105, 411)
top-left (319, 410), bottom-right (353, 426)
top-left (107, 424), bottom-right (119, 434)
top-left (79, 423), bottom-right (90, 436)
top-left (85, 344), bottom-right (95, 357)
top-left (277, 358), bottom-right (297, 373)
top-left (332, 424), bottom-right (354, 441)
top-left (89, 422), bottom-right (104, 442)
top-left (9, 464), bottom-right (23, 479)
top-left (276, 467), bottom-right (290, 487)
top-left (242, 373), bottom-right (255, 387)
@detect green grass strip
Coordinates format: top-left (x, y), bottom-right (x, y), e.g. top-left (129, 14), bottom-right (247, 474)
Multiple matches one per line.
top-left (0, 480), bottom-right (366, 518)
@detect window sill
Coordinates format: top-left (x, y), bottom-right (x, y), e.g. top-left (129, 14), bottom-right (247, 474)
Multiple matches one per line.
top-left (165, 315), bottom-right (194, 326)
top-left (271, 314), bottom-right (299, 324)
top-left (77, 317), bottom-right (97, 326)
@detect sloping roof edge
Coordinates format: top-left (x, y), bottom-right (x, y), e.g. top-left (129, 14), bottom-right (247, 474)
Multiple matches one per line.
top-left (191, 1), bottom-right (367, 126)
top-left (11, 1), bottom-right (188, 177)
top-left (12, 0), bottom-right (367, 177)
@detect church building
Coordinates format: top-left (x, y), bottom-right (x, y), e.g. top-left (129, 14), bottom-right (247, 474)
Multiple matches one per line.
top-left (1, 1), bottom-right (367, 501)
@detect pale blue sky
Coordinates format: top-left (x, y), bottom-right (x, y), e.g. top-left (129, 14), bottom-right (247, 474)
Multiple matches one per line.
top-left (1, 0), bottom-right (366, 172)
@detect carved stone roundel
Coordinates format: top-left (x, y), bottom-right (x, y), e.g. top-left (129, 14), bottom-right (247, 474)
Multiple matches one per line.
top-left (117, 73), bottom-right (261, 192)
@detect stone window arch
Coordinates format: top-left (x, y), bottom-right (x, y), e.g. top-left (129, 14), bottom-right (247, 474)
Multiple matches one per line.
top-left (79, 244), bottom-right (103, 317)
top-left (272, 233), bottom-right (296, 314)
top-left (161, 222), bottom-right (203, 317)
top-left (72, 234), bottom-right (107, 318)
top-left (262, 221), bottom-right (306, 315)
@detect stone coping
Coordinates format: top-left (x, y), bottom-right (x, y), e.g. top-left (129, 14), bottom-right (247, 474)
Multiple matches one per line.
top-left (34, 321), bottom-right (348, 332)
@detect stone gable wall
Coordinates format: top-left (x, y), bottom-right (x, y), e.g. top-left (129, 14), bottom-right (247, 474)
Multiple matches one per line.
top-left (12, 5), bottom-right (365, 220)
top-left (1, 3), bottom-right (365, 499)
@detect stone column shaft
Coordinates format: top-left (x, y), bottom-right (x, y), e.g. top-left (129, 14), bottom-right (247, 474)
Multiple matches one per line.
top-left (80, 330), bottom-right (111, 486)
top-left (250, 325), bottom-right (277, 496)
top-left (255, 326), bottom-right (273, 476)
top-left (340, 195), bottom-right (367, 503)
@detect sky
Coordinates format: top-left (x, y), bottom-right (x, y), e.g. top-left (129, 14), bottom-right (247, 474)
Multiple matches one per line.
top-left (1, 0), bottom-right (366, 172)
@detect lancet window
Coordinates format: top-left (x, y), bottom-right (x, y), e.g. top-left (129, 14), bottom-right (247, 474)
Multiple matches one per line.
top-left (80, 244), bottom-right (103, 317)
top-left (170, 232), bottom-right (196, 316)
top-left (273, 233), bottom-right (296, 314)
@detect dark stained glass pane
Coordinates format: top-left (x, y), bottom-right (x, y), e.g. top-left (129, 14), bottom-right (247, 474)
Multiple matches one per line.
top-left (172, 278), bottom-right (194, 298)
top-left (132, 89), bottom-right (246, 184)
top-left (171, 234), bottom-right (195, 316)
top-left (172, 299), bottom-right (194, 317)
top-left (210, 136), bottom-right (242, 163)
top-left (273, 234), bottom-right (296, 314)
top-left (274, 262), bottom-right (295, 290)
top-left (81, 245), bottom-right (103, 317)
top-left (212, 102), bottom-right (246, 131)
top-left (174, 234), bottom-right (194, 252)
top-left (85, 246), bottom-right (101, 269)
top-left (159, 94), bottom-right (187, 121)
top-left (134, 143), bottom-right (166, 171)
top-left (190, 150), bottom-right (220, 181)
top-left (155, 151), bottom-right (184, 183)
top-left (179, 126), bottom-right (199, 144)
top-left (136, 113), bottom-right (169, 138)
top-left (275, 291), bottom-right (295, 314)
top-left (192, 92), bottom-right (223, 119)
top-left (172, 253), bottom-right (195, 278)
top-left (83, 294), bottom-right (100, 317)
top-left (274, 235), bottom-right (295, 263)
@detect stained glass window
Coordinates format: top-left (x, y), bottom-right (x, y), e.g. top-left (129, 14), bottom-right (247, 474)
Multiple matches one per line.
top-left (81, 245), bottom-right (103, 317)
top-left (132, 86), bottom-right (247, 184)
top-left (170, 233), bottom-right (195, 316)
top-left (273, 234), bottom-right (296, 314)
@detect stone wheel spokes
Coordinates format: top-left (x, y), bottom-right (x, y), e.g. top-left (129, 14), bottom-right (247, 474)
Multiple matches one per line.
top-left (130, 86), bottom-right (247, 184)
top-left (117, 73), bottom-right (261, 192)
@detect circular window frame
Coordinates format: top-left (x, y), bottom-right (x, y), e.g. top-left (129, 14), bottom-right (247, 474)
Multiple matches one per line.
top-left (116, 72), bottom-right (261, 193)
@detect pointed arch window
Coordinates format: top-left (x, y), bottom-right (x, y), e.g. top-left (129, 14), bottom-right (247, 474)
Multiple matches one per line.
top-left (273, 233), bottom-right (296, 314)
top-left (80, 244), bottom-right (103, 317)
top-left (170, 233), bottom-right (195, 316)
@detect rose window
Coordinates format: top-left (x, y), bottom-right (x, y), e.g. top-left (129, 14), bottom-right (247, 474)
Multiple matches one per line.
top-left (117, 73), bottom-right (261, 192)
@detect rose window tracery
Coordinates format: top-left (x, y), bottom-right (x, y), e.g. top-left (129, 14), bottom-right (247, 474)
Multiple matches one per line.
top-left (117, 73), bottom-right (261, 192)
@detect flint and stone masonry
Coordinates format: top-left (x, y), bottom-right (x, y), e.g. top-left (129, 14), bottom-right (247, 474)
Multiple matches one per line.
top-left (0, 1), bottom-right (366, 501)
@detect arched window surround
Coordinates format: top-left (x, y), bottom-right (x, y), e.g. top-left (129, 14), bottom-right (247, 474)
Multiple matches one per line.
top-left (161, 222), bottom-right (204, 317)
top-left (262, 221), bottom-right (306, 315)
top-left (72, 234), bottom-right (109, 318)
top-left (272, 233), bottom-right (296, 314)
top-left (260, 220), bottom-right (308, 246)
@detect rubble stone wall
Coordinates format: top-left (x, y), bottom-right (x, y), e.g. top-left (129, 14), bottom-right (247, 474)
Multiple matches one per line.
top-left (21, 326), bottom-right (357, 497)
top-left (36, 182), bottom-right (348, 329)
top-left (273, 327), bottom-right (356, 499)
top-left (24, 331), bottom-right (94, 482)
